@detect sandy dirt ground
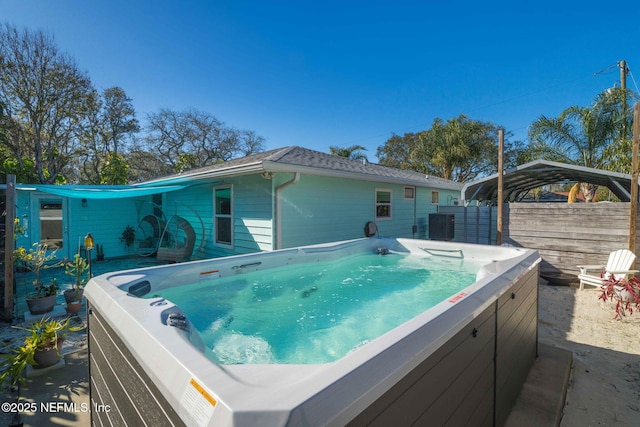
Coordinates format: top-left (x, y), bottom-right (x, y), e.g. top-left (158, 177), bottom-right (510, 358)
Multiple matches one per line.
top-left (0, 314), bottom-right (87, 427)
top-left (538, 282), bottom-right (640, 426)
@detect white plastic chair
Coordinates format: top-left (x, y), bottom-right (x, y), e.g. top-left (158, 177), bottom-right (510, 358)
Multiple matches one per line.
top-left (577, 249), bottom-right (638, 290)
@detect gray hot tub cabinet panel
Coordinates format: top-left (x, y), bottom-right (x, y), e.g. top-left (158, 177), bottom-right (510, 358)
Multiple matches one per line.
top-left (347, 265), bottom-right (539, 427)
top-left (346, 303), bottom-right (496, 427)
top-left (88, 306), bottom-right (186, 427)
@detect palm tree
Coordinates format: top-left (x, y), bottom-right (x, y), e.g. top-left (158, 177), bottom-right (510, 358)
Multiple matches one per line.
top-left (329, 145), bottom-right (368, 161)
top-left (527, 89), bottom-right (635, 202)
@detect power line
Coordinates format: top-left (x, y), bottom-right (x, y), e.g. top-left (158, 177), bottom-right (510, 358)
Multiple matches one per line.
top-left (627, 68), bottom-right (640, 97)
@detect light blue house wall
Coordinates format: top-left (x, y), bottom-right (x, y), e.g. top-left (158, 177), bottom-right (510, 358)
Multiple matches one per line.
top-left (13, 190), bottom-right (146, 261)
top-left (164, 172), bottom-right (462, 257)
top-left (163, 174), bottom-right (274, 259)
top-left (66, 197), bottom-right (142, 260)
top-left (230, 174), bottom-right (274, 254)
top-left (277, 174), bottom-right (461, 248)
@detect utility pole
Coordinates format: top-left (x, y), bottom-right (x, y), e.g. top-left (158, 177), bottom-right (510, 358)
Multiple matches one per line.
top-left (4, 175), bottom-right (16, 321)
top-left (630, 103), bottom-right (639, 254)
top-left (620, 60), bottom-right (628, 116)
top-left (497, 129), bottom-right (504, 246)
top-left (620, 60), bottom-right (627, 91)
top-left (620, 60), bottom-right (629, 140)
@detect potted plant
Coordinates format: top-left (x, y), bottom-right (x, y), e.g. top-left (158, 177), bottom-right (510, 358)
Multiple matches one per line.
top-left (13, 243), bottom-right (61, 315)
top-left (120, 225), bottom-right (135, 249)
top-left (63, 253), bottom-right (88, 313)
top-left (599, 275), bottom-right (640, 319)
top-left (0, 317), bottom-right (84, 387)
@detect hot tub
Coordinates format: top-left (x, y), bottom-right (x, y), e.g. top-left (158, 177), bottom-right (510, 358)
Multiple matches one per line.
top-left (85, 237), bottom-right (540, 426)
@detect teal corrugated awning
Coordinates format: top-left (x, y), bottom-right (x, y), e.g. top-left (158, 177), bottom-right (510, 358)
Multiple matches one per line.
top-left (15, 184), bottom-right (186, 199)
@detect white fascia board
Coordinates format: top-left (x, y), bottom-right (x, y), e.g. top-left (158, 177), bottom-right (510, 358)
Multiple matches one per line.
top-left (139, 163), bottom-right (266, 186)
top-left (262, 161), bottom-right (463, 191)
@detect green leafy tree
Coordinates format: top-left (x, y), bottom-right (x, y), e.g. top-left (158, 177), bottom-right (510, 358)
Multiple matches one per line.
top-left (101, 86), bottom-right (140, 156)
top-left (175, 153), bottom-right (198, 173)
top-left (377, 115), bottom-right (522, 182)
top-left (329, 145), bottom-right (368, 161)
top-left (75, 87), bottom-right (138, 183)
top-left (100, 151), bottom-right (130, 184)
top-left (126, 149), bottom-right (173, 182)
top-left (0, 23), bottom-right (95, 184)
top-left (376, 133), bottom-right (424, 172)
top-left (525, 88), bottom-right (636, 201)
top-left (599, 88), bottom-right (638, 173)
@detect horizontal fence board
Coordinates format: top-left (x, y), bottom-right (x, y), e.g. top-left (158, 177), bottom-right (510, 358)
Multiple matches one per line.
top-left (504, 203), bottom-right (639, 276)
top-left (452, 203), bottom-right (638, 277)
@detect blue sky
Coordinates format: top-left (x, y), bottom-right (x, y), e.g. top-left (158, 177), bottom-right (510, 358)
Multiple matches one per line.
top-left (2, 1), bottom-right (639, 160)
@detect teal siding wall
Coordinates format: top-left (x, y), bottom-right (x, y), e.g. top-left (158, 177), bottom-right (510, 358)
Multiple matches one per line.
top-left (164, 185), bottom-right (212, 259)
top-left (278, 174), bottom-right (461, 248)
top-left (277, 174), bottom-right (372, 248)
top-left (68, 197), bottom-right (142, 260)
top-left (165, 175), bottom-right (274, 259)
top-left (232, 174), bottom-right (274, 254)
top-left (14, 191), bottom-right (146, 260)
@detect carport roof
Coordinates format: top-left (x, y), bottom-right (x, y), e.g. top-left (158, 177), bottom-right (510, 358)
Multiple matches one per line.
top-left (462, 160), bottom-right (635, 203)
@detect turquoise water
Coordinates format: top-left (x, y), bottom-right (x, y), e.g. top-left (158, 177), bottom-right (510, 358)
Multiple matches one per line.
top-left (154, 253), bottom-right (480, 364)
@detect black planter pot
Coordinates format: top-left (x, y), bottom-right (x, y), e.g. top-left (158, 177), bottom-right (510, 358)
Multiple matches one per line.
top-left (63, 289), bottom-right (84, 305)
top-left (26, 294), bottom-right (57, 315)
top-left (33, 347), bottom-right (61, 369)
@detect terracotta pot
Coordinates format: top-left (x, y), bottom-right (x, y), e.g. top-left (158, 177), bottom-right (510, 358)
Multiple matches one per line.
top-left (63, 289), bottom-right (84, 304)
top-left (26, 294), bottom-right (57, 315)
top-left (33, 347), bottom-right (61, 369)
top-left (65, 301), bottom-right (83, 314)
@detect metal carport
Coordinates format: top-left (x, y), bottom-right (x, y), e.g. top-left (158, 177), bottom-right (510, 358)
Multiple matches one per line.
top-left (461, 160), bottom-right (635, 203)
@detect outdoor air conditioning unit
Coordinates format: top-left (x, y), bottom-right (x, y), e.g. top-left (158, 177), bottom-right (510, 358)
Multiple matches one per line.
top-left (429, 213), bottom-right (455, 241)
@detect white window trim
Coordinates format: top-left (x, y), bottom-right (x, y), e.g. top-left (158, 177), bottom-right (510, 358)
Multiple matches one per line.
top-left (431, 190), bottom-right (439, 204)
top-left (404, 186), bottom-right (415, 200)
top-left (214, 184), bottom-right (234, 248)
top-left (375, 188), bottom-right (392, 221)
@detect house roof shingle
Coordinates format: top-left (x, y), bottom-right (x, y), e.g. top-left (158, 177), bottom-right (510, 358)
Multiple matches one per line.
top-left (142, 146), bottom-right (463, 191)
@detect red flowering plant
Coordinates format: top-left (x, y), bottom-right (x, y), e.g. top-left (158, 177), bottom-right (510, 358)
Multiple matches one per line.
top-left (599, 275), bottom-right (640, 319)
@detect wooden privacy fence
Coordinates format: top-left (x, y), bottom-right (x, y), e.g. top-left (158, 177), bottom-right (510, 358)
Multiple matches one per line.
top-left (503, 203), bottom-right (639, 276)
top-left (439, 203), bottom-right (639, 277)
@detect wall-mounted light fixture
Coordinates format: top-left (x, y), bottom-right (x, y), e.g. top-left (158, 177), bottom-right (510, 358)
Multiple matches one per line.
top-left (81, 198), bottom-right (88, 208)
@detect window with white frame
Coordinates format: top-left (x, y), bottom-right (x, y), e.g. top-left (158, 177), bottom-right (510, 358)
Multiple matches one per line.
top-left (431, 191), bottom-right (439, 204)
top-left (214, 185), bottom-right (233, 246)
top-left (375, 189), bottom-right (392, 220)
top-left (404, 186), bottom-right (415, 200)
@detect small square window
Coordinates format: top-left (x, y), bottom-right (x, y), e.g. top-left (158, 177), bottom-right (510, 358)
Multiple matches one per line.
top-left (404, 187), bottom-right (415, 200)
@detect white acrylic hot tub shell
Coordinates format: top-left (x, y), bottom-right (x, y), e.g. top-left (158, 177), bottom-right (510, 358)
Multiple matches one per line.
top-left (85, 237), bottom-right (540, 426)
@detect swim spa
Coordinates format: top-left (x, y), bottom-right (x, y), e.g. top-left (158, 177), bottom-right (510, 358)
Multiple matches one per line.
top-left (85, 237), bottom-right (540, 426)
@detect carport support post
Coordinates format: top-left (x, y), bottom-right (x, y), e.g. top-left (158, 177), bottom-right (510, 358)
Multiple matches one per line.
top-left (497, 129), bottom-right (504, 245)
top-left (4, 174), bottom-right (16, 321)
top-left (629, 103), bottom-right (640, 253)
